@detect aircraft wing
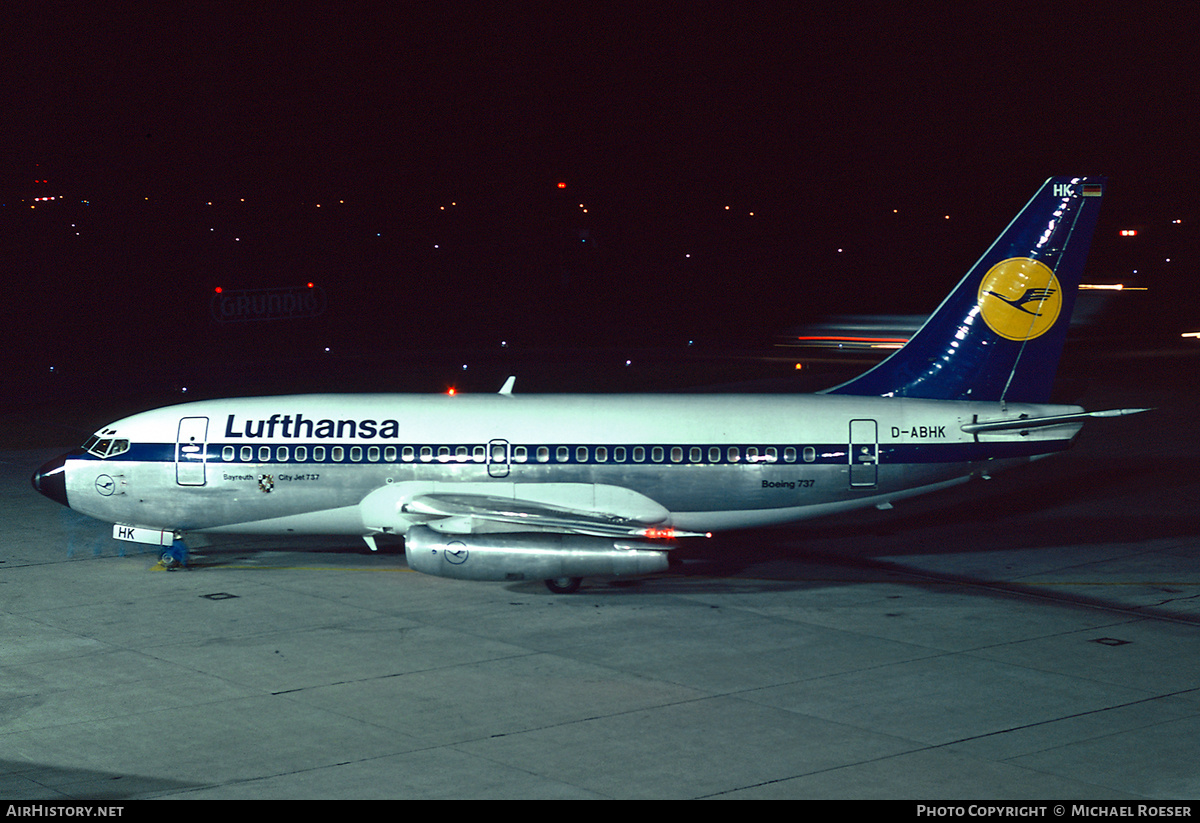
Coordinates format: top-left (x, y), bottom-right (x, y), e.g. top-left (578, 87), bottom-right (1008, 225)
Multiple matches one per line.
top-left (400, 491), bottom-right (703, 539)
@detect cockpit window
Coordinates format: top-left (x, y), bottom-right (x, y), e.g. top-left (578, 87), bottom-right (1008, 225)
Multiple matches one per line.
top-left (82, 435), bottom-right (130, 459)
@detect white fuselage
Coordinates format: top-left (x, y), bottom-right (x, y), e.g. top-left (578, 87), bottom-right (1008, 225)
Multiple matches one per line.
top-left (57, 392), bottom-right (1084, 538)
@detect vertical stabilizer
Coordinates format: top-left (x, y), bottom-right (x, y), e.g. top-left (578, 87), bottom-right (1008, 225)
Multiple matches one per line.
top-left (825, 177), bottom-right (1105, 402)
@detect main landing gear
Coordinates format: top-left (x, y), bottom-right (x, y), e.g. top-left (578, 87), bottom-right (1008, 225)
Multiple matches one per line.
top-left (544, 576), bottom-right (582, 594)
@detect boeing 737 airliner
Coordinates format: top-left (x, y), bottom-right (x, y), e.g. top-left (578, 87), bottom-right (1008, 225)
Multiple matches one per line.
top-left (33, 177), bottom-right (1146, 592)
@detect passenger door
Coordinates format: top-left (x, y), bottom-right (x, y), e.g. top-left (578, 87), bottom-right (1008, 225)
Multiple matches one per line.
top-left (849, 419), bottom-right (878, 488)
top-left (175, 417), bottom-right (209, 486)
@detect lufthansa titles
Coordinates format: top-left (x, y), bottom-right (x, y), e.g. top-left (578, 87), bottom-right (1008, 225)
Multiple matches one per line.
top-left (225, 413), bottom-right (401, 440)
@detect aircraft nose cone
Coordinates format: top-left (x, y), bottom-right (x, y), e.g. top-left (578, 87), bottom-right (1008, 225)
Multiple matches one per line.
top-left (32, 455), bottom-right (69, 508)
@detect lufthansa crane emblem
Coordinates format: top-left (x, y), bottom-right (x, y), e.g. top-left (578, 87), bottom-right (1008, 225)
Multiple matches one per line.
top-left (977, 257), bottom-right (1063, 341)
top-left (444, 541), bottom-right (469, 565)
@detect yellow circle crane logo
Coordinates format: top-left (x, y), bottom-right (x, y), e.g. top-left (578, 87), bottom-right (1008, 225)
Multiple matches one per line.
top-left (977, 258), bottom-right (1063, 341)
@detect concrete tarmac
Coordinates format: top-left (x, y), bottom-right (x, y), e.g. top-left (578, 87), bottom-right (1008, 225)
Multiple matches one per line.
top-left (2, 355), bottom-right (1199, 799)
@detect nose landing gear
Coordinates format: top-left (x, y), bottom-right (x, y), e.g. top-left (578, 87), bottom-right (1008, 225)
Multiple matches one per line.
top-left (155, 538), bottom-right (189, 570)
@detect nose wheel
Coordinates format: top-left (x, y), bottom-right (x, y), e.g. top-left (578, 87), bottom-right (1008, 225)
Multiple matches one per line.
top-left (157, 539), bottom-right (189, 570)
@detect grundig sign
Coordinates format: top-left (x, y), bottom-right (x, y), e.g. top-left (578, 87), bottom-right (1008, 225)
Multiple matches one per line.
top-left (211, 285), bottom-right (327, 323)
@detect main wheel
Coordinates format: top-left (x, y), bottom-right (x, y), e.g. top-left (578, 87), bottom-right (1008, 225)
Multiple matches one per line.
top-left (544, 576), bottom-right (582, 594)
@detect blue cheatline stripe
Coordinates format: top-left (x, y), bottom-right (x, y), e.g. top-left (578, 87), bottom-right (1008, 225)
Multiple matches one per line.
top-left (72, 438), bottom-right (1072, 468)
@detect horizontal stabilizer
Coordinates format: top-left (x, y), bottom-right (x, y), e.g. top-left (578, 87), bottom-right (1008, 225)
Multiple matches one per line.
top-left (961, 407), bottom-right (1152, 435)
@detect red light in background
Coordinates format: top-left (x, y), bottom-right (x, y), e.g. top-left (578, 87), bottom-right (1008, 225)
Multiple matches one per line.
top-left (214, 286), bottom-right (223, 294)
top-left (556, 181), bottom-right (567, 189)
top-left (793, 335), bottom-right (909, 344)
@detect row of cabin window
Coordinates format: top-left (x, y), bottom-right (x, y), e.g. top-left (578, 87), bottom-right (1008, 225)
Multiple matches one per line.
top-left (219, 444), bottom-right (822, 465)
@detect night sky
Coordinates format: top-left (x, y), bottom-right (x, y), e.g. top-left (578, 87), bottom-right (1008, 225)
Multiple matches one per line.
top-left (5, 4), bottom-right (1199, 390)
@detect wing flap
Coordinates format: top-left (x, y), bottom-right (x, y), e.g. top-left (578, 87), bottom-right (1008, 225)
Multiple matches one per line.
top-left (402, 489), bottom-right (703, 538)
top-left (361, 480), bottom-right (701, 538)
top-left (403, 496), bottom-right (652, 542)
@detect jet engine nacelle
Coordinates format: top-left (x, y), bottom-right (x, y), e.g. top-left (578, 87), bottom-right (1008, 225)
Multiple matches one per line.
top-left (403, 525), bottom-right (670, 583)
